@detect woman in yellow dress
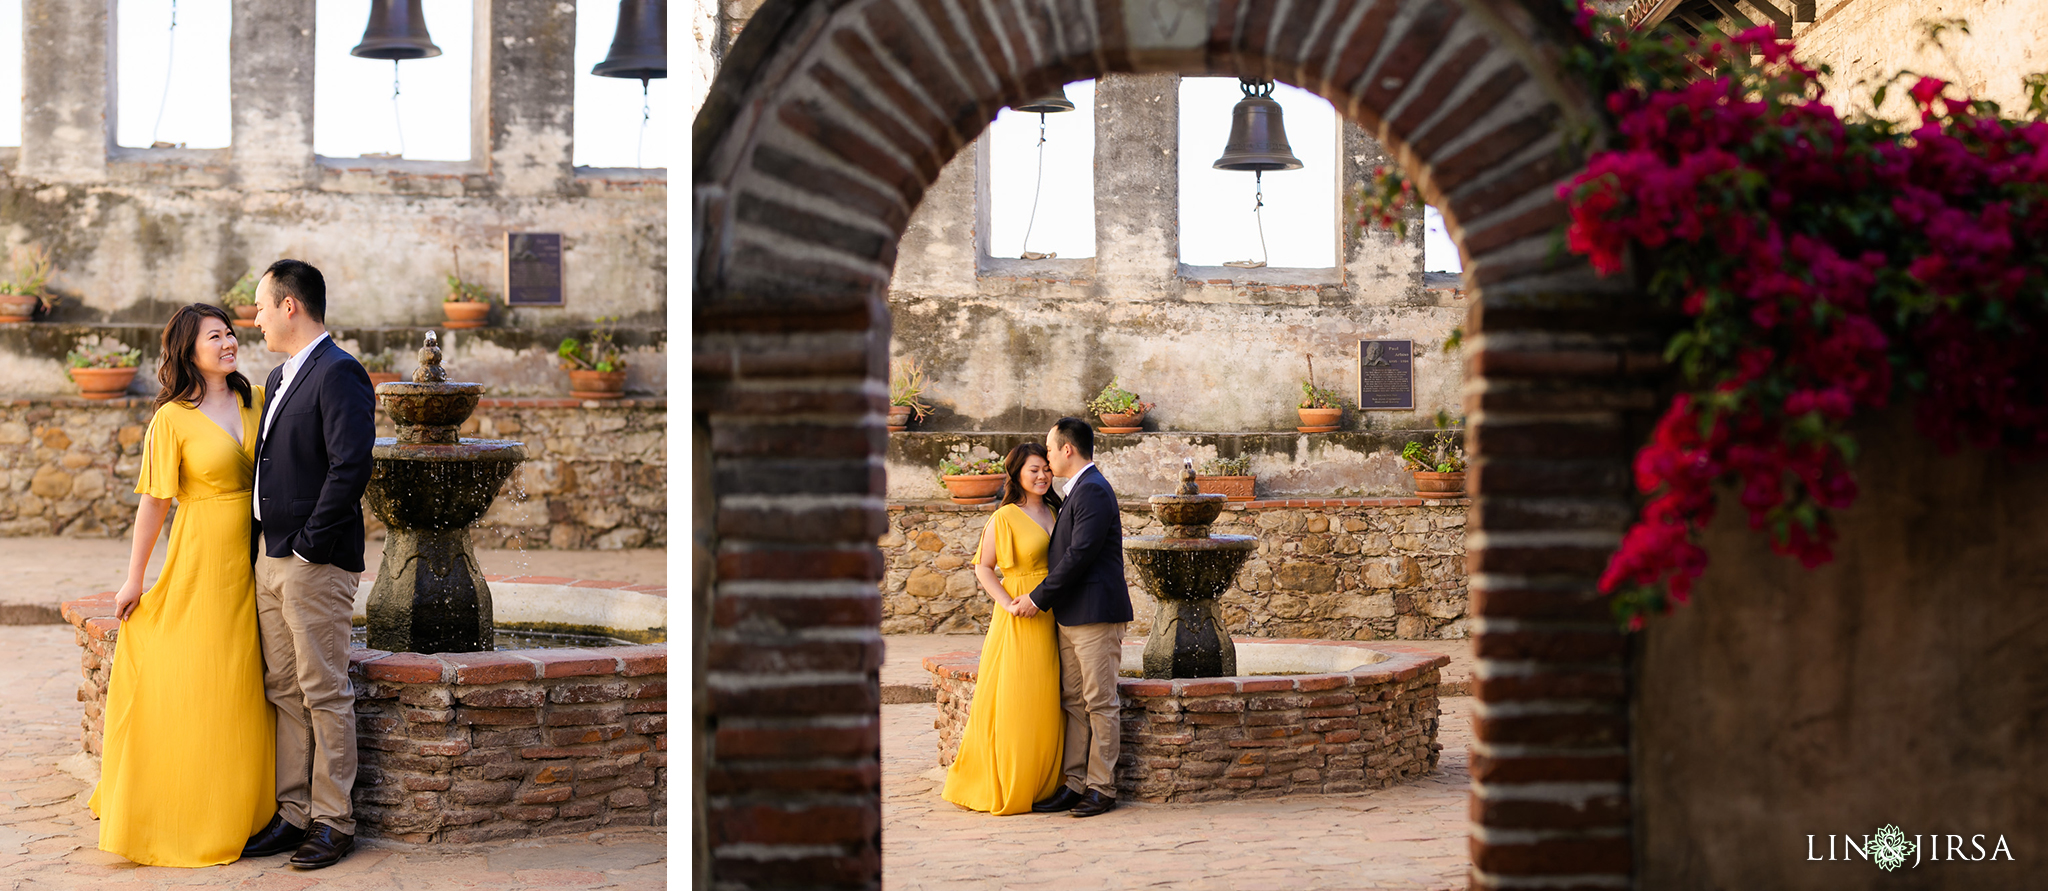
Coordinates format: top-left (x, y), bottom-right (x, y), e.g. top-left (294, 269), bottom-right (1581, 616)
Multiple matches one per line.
top-left (941, 443), bottom-right (1066, 814)
top-left (90, 304), bottom-right (277, 866)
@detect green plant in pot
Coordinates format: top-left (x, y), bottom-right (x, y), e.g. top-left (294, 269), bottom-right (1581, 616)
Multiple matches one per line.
top-left (1086, 378), bottom-right (1154, 433)
top-left (559, 317), bottom-right (627, 400)
top-left (1297, 354), bottom-right (1352, 432)
top-left (889, 357), bottom-right (933, 431)
top-left (221, 270), bottom-right (260, 327)
top-left (66, 334), bottom-right (144, 400)
top-left (0, 246), bottom-right (58, 324)
top-left (939, 453), bottom-right (1006, 504)
top-left (1399, 412), bottom-right (1466, 498)
top-left (361, 349), bottom-right (403, 386)
top-left (442, 274), bottom-right (496, 329)
top-left (1195, 455), bottom-right (1255, 502)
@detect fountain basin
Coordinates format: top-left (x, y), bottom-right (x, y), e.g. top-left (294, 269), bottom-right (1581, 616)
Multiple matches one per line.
top-left (378, 381), bottom-right (484, 444)
top-left (62, 575), bottom-right (667, 844)
top-left (927, 638), bottom-right (1446, 803)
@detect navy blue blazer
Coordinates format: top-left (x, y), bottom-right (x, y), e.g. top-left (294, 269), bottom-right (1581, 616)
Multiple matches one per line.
top-left (253, 337), bottom-right (377, 573)
top-left (1028, 466), bottom-right (1134, 626)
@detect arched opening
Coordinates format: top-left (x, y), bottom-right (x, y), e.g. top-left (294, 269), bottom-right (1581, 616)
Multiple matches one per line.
top-left (693, 1), bottom-right (1655, 887)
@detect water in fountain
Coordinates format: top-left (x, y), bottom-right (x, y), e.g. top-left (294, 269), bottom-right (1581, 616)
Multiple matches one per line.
top-left (1122, 459), bottom-right (1259, 678)
top-left (363, 331), bottom-right (527, 653)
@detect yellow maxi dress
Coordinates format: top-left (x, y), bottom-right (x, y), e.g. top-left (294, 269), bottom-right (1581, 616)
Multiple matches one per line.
top-left (89, 392), bottom-right (276, 866)
top-left (941, 503), bottom-right (1065, 815)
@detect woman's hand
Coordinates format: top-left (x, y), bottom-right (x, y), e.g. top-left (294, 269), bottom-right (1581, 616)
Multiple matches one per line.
top-left (114, 579), bottom-right (145, 622)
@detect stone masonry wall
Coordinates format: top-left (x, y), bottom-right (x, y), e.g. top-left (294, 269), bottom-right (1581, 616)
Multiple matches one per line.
top-left (881, 498), bottom-right (1468, 640)
top-left (1, 397), bottom-right (665, 549)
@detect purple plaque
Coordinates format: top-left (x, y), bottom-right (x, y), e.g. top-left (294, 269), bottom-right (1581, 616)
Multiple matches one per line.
top-left (1359, 340), bottom-right (1414, 410)
top-left (504, 232), bottom-right (564, 306)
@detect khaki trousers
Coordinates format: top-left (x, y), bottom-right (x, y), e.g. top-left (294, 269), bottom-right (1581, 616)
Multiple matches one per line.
top-left (255, 553), bottom-right (361, 834)
top-left (1056, 621), bottom-right (1126, 797)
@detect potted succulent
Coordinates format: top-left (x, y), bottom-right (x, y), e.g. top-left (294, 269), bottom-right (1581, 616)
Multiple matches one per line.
top-left (221, 270), bottom-right (261, 327)
top-left (939, 454), bottom-right (1006, 504)
top-left (66, 334), bottom-right (144, 400)
top-left (1400, 414), bottom-right (1467, 498)
top-left (1087, 378), bottom-right (1154, 433)
top-left (559, 316), bottom-right (627, 399)
top-left (362, 350), bottom-right (403, 386)
top-left (1195, 456), bottom-right (1255, 502)
top-left (0, 246), bottom-right (58, 323)
top-left (1297, 354), bottom-right (1350, 432)
top-left (889, 357), bottom-right (933, 432)
top-left (442, 274), bottom-right (495, 329)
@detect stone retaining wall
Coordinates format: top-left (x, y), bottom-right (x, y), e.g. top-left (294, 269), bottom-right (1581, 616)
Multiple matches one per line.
top-left (926, 640), bottom-right (1446, 802)
top-left (63, 586), bottom-right (667, 844)
top-left (1, 397), bottom-right (665, 549)
top-left (882, 499), bottom-right (1468, 640)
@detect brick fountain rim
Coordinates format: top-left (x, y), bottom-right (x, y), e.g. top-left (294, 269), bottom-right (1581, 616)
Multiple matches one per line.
top-left (923, 638), bottom-right (1448, 695)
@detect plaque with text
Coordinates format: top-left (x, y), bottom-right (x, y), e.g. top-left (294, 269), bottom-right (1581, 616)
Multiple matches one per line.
top-left (1359, 340), bottom-right (1414, 410)
top-left (504, 232), bottom-right (564, 306)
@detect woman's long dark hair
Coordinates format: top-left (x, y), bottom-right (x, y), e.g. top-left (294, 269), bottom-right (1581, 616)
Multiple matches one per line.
top-left (999, 442), bottom-right (1062, 511)
top-left (155, 303), bottom-right (254, 410)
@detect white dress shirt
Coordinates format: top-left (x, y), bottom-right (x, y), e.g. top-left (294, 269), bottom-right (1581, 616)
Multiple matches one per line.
top-left (1060, 462), bottom-right (1097, 498)
top-left (253, 332), bottom-right (330, 533)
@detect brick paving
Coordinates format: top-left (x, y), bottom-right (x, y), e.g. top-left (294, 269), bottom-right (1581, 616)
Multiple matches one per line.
top-left (881, 693), bottom-right (1474, 889)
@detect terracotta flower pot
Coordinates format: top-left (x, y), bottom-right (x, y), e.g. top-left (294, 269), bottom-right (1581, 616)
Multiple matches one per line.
top-left (231, 304), bottom-right (260, 327)
top-left (1193, 474), bottom-right (1255, 502)
top-left (887, 405), bottom-right (913, 432)
top-left (70, 366), bottom-right (139, 401)
top-left (941, 473), bottom-right (1005, 504)
top-left (1412, 471), bottom-right (1466, 499)
top-left (1098, 411), bottom-right (1145, 434)
top-left (1297, 406), bottom-right (1342, 432)
top-left (1, 293), bottom-right (43, 323)
top-left (567, 369), bottom-right (627, 400)
top-left (443, 300), bottom-right (491, 329)
top-left (366, 371), bottom-right (404, 387)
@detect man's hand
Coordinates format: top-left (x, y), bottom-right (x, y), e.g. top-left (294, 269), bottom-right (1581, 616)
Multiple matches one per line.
top-left (1010, 597), bottom-right (1041, 618)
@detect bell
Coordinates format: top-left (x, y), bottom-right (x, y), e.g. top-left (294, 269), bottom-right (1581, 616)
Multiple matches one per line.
top-left (1212, 79), bottom-right (1303, 172)
top-left (350, 0), bottom-right (442, 61)
top-left (593, 0), bottom-right (668, 82)
top-left (1013, 85), bottom-right (1076, 114)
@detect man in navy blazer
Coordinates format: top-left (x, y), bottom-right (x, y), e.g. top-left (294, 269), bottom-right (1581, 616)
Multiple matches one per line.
top-left (1024, 417), bottom-right (1134, 817)
top-left (239, 260), bottom-right (376, 870)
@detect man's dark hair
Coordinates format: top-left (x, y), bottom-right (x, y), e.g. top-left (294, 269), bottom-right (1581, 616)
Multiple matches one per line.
top-left (1051, 416), bottom-right (1094, 460)
top-left (263, 259), bottom-right (327, 323)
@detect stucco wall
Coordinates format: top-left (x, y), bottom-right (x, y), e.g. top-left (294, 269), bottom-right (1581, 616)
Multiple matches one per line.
top-left (1635, 408), bottom-right (2043, 887)
top-left (1793, 0), bottom-right (2048, 119)
top-left (1, 0), bottom-right (666, 398)
top-left (887, 72), bottom-right (1459, 436)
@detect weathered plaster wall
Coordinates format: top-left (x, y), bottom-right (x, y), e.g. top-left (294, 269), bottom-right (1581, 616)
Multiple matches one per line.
top-left (0, 0), bottom-right (665, 399)
top-left (1793, 0), bottom-right (2048, 119)
top-left (1635, 408), bottom-right (2045, 888)
top-left (889, 72), bottom-right (1458, 436)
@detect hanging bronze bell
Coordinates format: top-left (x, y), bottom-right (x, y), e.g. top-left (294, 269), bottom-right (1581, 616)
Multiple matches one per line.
top-left (1213, 78), bottom-right (1303, 172)
top-left (593, 0), bottom-right (668, 82)
top-left (1013, 84), bottom-right (1076, 114)
top-left (350, 0), bottom-right (442, 61)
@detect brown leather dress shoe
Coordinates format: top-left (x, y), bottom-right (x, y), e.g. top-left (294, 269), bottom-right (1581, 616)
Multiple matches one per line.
top-left (1031, 786), bottom-right (1084, 813)
top-left (1070, 789), bottom-right (1117, 818)
top-left (288, 822), bottom-right (354, 870)
top-left (242, 814), bottom-right (307, 857)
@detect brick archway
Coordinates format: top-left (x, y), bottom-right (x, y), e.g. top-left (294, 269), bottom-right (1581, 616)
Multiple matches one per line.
top-left (694, 1), bottom-right (1655, 888)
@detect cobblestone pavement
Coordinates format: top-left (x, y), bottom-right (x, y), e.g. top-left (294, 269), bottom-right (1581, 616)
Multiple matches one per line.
top-left (881, 696), bottom-right (1474, 890)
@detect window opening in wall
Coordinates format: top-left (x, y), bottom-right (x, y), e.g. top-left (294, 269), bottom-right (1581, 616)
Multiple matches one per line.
top-left (314, 0), bottom-right (473, 161)
top-left (0, 0), bottom-right (19, 146)
top-left (1178, 77), bottom-right (1337, 269)
top-left (575, 0), bottom-right (669, 170)
top-left (1424, 206), bottom-right (1462, 273)
top-left (985, 79), bottom-right (1095, 260)
top-left (115, 0), bottom-right (231, 149)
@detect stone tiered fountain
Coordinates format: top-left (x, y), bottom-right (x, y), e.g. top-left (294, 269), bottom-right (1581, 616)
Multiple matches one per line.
top-left (1123, 459), bottom-right (1260, 678)
top-left (364, 332), bottom-right (527, 653)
